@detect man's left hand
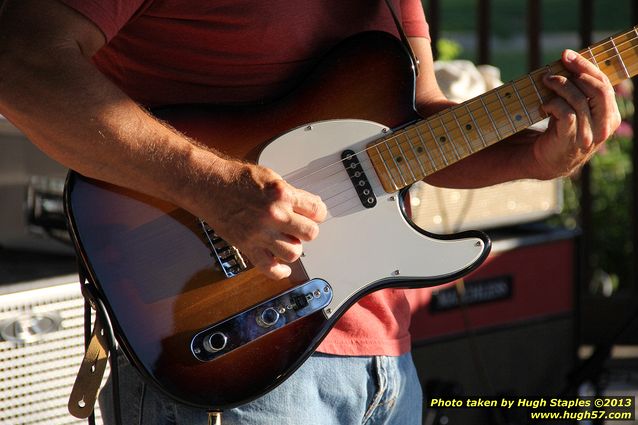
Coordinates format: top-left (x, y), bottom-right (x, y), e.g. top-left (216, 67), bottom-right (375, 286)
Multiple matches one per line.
top-left (532, 49), bottom-right (622, 179)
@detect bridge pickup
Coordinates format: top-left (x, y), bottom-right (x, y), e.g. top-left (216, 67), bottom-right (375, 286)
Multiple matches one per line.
top-left (198, 219), bottom-right (247, 278)
top-left (191, 279), bottom-right (333, 362)
top-left (341, 149), bottom-right (377, 208)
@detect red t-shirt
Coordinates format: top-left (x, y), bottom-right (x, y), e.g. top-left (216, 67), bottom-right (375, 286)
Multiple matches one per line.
top-left (60, 0), bottom-right (430, 356)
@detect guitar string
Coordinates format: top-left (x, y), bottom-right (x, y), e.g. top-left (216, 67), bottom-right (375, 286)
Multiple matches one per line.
top-left (283, 28), bottom-right (638, 191)
top-left (290, 52), bottom-right (634, 200)
top-left (299, 52), bottom-right (638, 221)
top-left (300, 52), bottom-right (636, 215)
top-left (292, 84), bottom-right (546, 206)
top-left (295, 32), bottom-right (638, 191)
top-left (283, 32), bottom-right (638, 210)
top-left (293, 79), bottom-right (551, 202)
top-left (194, 30), bottom-right (638, 248)
top-left (305, 61), bottom-right (634, 221)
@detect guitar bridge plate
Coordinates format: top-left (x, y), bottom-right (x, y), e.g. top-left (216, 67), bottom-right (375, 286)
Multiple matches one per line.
top-left (199, 219), bottom-right (247, 277)
top-left (190, 279), bottom-right (332, 362)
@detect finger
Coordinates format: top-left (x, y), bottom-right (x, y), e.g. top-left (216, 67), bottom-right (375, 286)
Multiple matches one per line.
top-left (268, 236), bottom-right (303, 263)
top-left (290, 188), bottom-right (327, 223)
top-left (543, 74), bottom-right (591, 118)
top-left (565, 69), bottom-right (612, 102)
top-left (541, 96), bottom-right (593, 153)
top-left (543, 74), bottom-right (593, 150)
top-left (573, 74), bottom-right (622, 144)
top-left (564, 72), bottom-right (621, 143)
top-left (277, 213), bottom-right (319, 242)
top-left (561, 49), bottom-right (608, 83)
top-left (249, 248), bottom-right (292, 280)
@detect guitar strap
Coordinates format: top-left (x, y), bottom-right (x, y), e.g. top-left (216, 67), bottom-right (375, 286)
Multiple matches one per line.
top-left (68, 262), bottom-right (122, 425)
top-left (383, 0), bottom-right (421, 76)
top-left (68, 309), bottom-right (108, 420)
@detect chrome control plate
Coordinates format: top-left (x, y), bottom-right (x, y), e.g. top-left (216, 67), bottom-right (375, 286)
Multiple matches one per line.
top-left (190, 279), bottom-right (332, 362)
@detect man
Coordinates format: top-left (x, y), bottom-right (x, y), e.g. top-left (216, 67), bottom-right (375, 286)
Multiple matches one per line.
top-left (0, 0), bottom-right (620, 424)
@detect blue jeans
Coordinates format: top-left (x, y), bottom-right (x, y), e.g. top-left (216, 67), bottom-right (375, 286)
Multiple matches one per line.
top-left (99, 352), bottom-right (423, 425)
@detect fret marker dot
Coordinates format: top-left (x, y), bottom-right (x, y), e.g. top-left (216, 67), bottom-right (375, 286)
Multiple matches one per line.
top-left (396, 157), bottom-right (403, 163)
top-left (416, 146), bottom-right (424, 153)
top-left (505, 92), bottom-right (512, 99)
top-left (605, 59), bottom-right (611, 66)
top-left (515, 114), bottom-right (522, 121)
top-left (439, 136), bottom-right (447, 143)
top-left (465, 124), bottom-right (472, 131)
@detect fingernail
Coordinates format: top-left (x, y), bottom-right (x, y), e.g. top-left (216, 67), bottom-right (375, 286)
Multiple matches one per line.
top-left (565, 49), bottom-right (577, 63)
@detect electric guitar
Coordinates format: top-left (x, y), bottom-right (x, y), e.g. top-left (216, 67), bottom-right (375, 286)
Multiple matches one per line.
top-left (64, 27), bottom-right (638, 409)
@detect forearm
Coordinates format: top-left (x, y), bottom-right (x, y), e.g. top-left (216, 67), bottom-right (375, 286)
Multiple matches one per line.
top-left (422, 129), bottom-right (542, 188)
top-left (414, 95), bottom-right (542, 189)
top-left (0, 37), bottom-right (224, 214)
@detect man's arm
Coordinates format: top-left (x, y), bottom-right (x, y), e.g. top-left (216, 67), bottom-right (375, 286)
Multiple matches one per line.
top-left (0, 0), bottom-right (326, 279)
top-left (407, 36), bottom-right (621, 188)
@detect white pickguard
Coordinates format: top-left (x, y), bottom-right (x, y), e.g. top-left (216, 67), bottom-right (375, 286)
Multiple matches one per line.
top-left (259, 119), bottom-right (487, 318)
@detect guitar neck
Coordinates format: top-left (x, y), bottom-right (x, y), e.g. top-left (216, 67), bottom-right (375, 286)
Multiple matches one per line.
top-left (368, 25), bottom-right (638, 193)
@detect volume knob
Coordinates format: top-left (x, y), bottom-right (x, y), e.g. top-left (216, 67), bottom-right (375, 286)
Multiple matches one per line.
top-left (203, 332), bottom-right (228, 353)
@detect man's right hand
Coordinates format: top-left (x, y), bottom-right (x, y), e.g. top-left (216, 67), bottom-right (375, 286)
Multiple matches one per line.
top-left (192, 159), bottom-right (327, 280)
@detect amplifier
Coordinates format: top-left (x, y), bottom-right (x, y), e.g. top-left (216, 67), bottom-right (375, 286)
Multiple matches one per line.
top-left (407, 228), bottom-right (578, 425)
top-left (0, 116), bottom-right (71, 254)
top-left (407, 228), bottom-right (576, 341)
top-left (407, 179), bottom-right (563, 234)
top-left (0, 277), bottom-right (105, 425)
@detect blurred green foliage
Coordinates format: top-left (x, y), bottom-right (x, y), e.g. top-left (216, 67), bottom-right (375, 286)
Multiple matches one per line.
top-left (554, 83), bottom-right (635, 295)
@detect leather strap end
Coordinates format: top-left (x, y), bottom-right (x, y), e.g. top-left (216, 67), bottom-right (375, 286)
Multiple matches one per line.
top-left (68, 317), bottom-right (109, 419)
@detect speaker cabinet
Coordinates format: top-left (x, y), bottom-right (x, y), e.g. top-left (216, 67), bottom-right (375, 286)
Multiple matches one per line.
top-left (408, 180), bottom-right (562, 234)
top-left (0, 277), bottom-right (105, 425)
top-left (407, 228), bottom-right (577, 425)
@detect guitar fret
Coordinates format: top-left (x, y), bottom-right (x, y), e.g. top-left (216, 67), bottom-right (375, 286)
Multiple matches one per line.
top-left (414, 127), bottom-right (439, 171)
top-left (465, 104), bottom-right (487, 148)
top-left (587, 46), bottom-right (600, 69)
top-left (495, 90), bottom-right (517, 132)
top-left (405, 132), bottom-right (428, 176)
top-left (610, 36), bottom-right (631, 79)
top-left (394, 138), bottom-right (417, 182)
top-left (386, 142), bottom-right (408, 186)
top-left (478, 96), bottom-right (502, 139)
top-left (438, 117), bottom-right (461, 159)
top-left (527, 73), bottom-right (544, 104)
top-left (450, 109), bottom-right (475, 154)
top-left (374, 144), bottom-right (398, 190)
top-left (511, 82), bottom-right (532, 125)
top-left (425, 120), bottom-right (449, 166)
